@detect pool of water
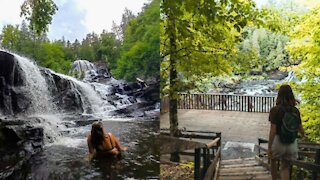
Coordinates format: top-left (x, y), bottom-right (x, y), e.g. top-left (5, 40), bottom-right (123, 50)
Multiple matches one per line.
top-left (22, 119), bottom-right (159, 179)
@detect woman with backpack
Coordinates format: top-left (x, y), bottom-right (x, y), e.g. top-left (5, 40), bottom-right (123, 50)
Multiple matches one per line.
top-left (268, 84), bottom-right (305, 180)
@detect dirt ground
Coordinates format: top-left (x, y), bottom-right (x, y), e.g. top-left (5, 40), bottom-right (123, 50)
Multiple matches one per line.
top-left (160, 110), bottom-right (270, 143)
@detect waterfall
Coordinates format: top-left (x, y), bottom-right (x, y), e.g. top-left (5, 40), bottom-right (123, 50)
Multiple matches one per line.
top-left (69, 60), bottom-right (96, 79)
top-left (0, 50), bottom-right (144, 145)
top-left (51, 71), bottom-right (114, 115)
top-left (15, 55), bottom-right (57, 114)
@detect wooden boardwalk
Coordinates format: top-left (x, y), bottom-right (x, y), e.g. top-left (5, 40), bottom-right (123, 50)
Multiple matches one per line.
top-left (160, 110), bottom-right (269, 143)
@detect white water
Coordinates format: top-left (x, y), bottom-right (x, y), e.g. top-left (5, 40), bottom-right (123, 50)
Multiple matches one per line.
top-left (15, 55), bottom-right (57, 114)
top-left (53, 71), bottom-right (103, 113)
top-left (70, 60), bottom-right (96, 79)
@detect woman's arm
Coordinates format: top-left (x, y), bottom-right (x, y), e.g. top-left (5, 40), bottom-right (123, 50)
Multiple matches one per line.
top-left (268, 123), bottom-right (277, 156)
top-left (109, 133), bottom-right (128, 152)
top-left (87, 134), bottom-right (94, 154)
top-left (298, 124), bottom-right (305, 137)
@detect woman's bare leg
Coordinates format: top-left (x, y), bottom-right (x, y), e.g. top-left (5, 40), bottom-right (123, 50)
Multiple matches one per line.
top-left (270, 158), bottom-right (278, 180)
top-left (281, 160), bottom-right (290, 180)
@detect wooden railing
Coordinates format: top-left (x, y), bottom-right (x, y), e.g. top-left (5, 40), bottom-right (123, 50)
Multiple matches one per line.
top-left (177, 93), bottom-right (276, 113)
top-left (256, 138), bottom-right (320, 180)
top-left (160, 130), bottom-right (221, 180)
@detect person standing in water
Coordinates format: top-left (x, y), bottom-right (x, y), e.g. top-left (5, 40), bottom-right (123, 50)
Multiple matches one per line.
top-left (87, 121), bottom-right (128, 159)
top-left (268, 84), bottom-right (305, 180)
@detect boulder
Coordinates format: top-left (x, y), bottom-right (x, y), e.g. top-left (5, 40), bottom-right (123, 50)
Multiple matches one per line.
top-left (0, 117), bottom-right (44, 179)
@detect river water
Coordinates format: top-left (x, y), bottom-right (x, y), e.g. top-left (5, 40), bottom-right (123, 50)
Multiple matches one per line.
top-left (23, 119), bottom-right (159, 179)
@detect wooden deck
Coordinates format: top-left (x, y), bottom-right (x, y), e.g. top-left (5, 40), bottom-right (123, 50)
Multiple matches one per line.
top-left (160, 110), bottom-right (269, 143)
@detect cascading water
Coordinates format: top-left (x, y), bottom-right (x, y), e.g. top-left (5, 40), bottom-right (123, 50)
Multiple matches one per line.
top-left (70, 60), bottom-right (96, 79)
top-left (51, 71), bottom-right (116, 116)
top-left (15, 55), bottom-right (56, 114)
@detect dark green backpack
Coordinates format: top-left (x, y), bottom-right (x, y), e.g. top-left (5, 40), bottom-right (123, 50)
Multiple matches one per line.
top-left (279, 106), bottom-right (300, 144)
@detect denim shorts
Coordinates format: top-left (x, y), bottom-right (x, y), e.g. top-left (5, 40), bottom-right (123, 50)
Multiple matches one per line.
top-left (271, 135), bottom-right (298, 160)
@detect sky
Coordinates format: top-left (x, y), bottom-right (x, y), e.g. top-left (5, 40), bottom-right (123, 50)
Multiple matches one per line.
top-left (0, 0), bottom-right (150, 42)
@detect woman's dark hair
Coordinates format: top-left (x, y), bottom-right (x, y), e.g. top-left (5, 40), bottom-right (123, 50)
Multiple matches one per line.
top-left (276, 84), bottom-right (297, 106)
top-left (91, 122), bottom-right (105, 149)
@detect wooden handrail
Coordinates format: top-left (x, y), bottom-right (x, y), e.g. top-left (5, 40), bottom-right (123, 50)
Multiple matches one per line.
top-left (206, 138), bottom-right (220, 149)
top-left (255, 145), bottom-right (316, 158)
top-left (204, 147), bottom-right (221, 180)
top-left (289, 159), bottom-right (320, 172)
top-left (179, 92), bottom-right (276, 98)
top-left (258, 138), bottom-right (320, 150)
top-left (159, 130), bottom-right (221, 180)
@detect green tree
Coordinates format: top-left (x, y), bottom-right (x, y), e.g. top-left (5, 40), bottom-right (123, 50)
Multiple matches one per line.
top-left (286, 6), bottom-right (320, 142)
top-left (115, 0), bottom-right (160, 81)
top-left (0, 24), bottom-right (20, 50)
top-left (161, 0), bottom-right (268, 144)
top-left (98, 31), bottom-right (121, 70)
top-left (20, 0), bottom-right (58, 36)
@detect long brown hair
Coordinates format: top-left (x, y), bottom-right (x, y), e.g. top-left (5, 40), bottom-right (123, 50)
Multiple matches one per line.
top-left (91, 122), bottom-right (105, 149)
top-left (276, 84), bottom-right (297, 106)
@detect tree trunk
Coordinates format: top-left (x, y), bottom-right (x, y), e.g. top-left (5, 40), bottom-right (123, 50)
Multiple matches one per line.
top-left (168, 14), bottom-right (180, 162)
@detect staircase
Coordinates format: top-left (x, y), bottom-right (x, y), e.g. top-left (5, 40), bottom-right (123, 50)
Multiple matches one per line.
top-left (218, 157), bottom-right (272, 180)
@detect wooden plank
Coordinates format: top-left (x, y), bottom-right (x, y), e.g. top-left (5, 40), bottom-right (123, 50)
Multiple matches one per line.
top-left (299, 143), bottom-right (320, 149)
top-left (299, 151), bottom-right (316, 158)
top-left (219, 166), bottom-right (266, 173)
top-left (203, 147), bottom-right (221, 180)
top-left (290, 159), bottom-right (320, 172)
top-left (219, 174), bottom-right (271, 180)
top-left (220, 163), bottom-right (260, 169)
top-left (159, 135), bottom-right (206, 154)
top-left (213, 159), bottom-right (220, 180)
top-left (219, 170), bottom-right (270, 176)
top-left (206, 138), bottom-right (220, 148)
top-left (221, 157), bottom-right (256, 164)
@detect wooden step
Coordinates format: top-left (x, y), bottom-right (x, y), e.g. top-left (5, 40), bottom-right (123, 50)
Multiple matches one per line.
top-left (219, 174), bottom-right (272, 180)
top-left (221, 157), bottom-right (256, 165)
top-left (220, 162), bottom-right (259, 168)
top-left (219, 166), bottom-right (267, 174)
top-left (218, 157), bottom-right (272, 180)
top-left (219, 170), bottom-right (270, 176)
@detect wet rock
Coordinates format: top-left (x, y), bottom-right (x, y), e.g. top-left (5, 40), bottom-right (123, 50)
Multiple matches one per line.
top-left (267, 70), bottom-right (288, 80)
top-left (0, 117), bottom-right (44, 179)
top-left (0, 51), bottom-right (29, 115)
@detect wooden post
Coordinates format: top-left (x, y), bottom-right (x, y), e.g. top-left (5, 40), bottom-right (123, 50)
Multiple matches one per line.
top-left (203, 148), bottom-right (207, 177)
top-left (312, 149), bottom-right (320, 180)
top-left (195, 148), bottom-right (201, 180)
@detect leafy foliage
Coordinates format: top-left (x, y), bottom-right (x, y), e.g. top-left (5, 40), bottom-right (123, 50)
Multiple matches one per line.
top-left (161, 0), bottom-right (270, 97)
top-left (20, 0), bottom-right (58, 36)
top-left (286, 6), bottom-right (320, 142)
top-left (114, 0), bottom-right (160, 81)
top-left (232, 27), bottom-right (291, 74)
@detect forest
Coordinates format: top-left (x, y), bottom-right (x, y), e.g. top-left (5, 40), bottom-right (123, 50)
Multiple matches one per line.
top-left (0, 0), bottom-right (159, 82)
top-left (161, 0), bottom-right (320, 143)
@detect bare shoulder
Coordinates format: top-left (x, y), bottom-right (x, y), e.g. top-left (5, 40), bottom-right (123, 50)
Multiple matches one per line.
top-left (87, 133), bottom-right (91, 141)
